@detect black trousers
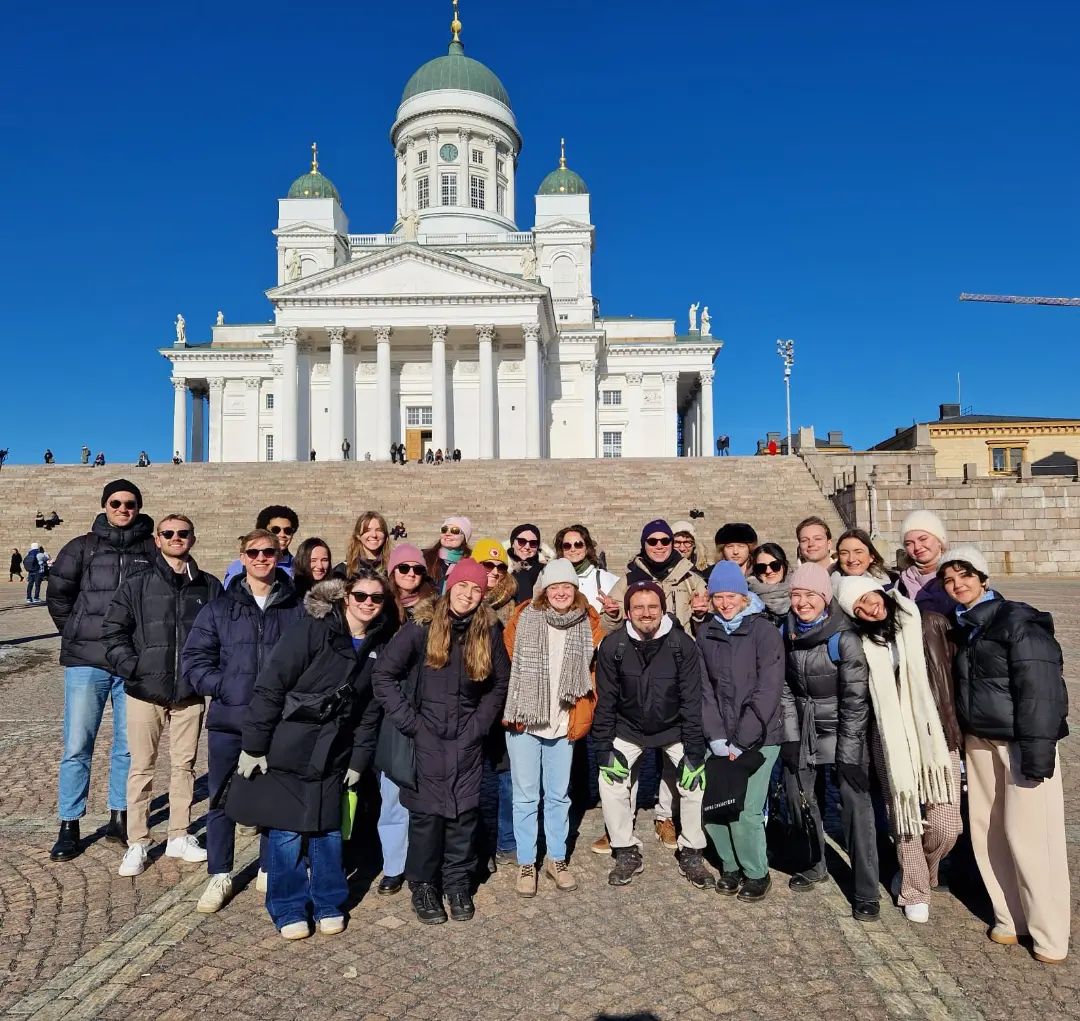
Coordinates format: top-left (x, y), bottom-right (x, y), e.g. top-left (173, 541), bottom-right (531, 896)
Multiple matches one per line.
top-left (405, 808), bottom-right (479, 893)
top-left (787, 763), bottom-right (879, 904)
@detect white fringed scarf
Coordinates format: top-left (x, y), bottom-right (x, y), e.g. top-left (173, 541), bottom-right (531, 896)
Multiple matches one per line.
top-left (835, 578), bottom-right (957, 838)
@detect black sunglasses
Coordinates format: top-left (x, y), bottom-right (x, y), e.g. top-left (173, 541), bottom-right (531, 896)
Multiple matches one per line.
top-left (514, 538), bottom-right (539, 548)
top-left (349, 591), bottom-right (386, 604)
top-left (108, 499), bottom-right (137, 510)
top-left (645, 536), bottom-right (672, 547)
top-left (159, 529), bottom-right (192, 540)
top-left (753, 560), bottom-right (783, 576)
top-left (561, 540), bottom-right (585, 551)
top-left (481, 561), bottom-right (508, 573)
top-left (269, 525), bottom-right (295, 536)
top-left (394, 564), bottom-right (425, 577)
top-left (243, 547), bottom-right (277, 559)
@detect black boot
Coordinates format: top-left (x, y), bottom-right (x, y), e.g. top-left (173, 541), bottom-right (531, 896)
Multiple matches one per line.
top-left (377, 873), bottom-right (405, 896)
top-left (446, 890), bottom-right (475, 921)
top-left (410, 883), bottom-right (447, 925)
top-left (50, 820), bottom-right (80, 861)
top-left (737, 874), bottom-right (772, 902)
top-left (716, 870), bottom-right (744, 896)
top-left (852, 900), bottom-right (880, 922)
top-left (104, 810), bottom-right (127, 846)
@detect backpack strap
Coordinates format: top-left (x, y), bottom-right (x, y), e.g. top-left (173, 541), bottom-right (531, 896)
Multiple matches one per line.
top-left (827, 630), bottom-right (842, 665)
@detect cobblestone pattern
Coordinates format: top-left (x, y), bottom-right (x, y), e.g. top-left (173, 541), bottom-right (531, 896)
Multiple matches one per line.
top-left (0, 581), bottom-right (1078, 1020)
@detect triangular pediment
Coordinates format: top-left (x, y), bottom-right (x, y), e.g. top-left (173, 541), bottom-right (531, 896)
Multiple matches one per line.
top-left (267, 244), bottom-right (549, 303)
top-left (272, 221), bottom-right (340, 237)
top-left (533, 217), bottom-right (594, 232)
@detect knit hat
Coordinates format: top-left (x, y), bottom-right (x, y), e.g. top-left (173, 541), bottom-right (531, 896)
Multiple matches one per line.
top-left (670, 520), bottom-right (696, 539)
top-left (640, 519), bottom-right (673, 545)
top-left (387, 543), bottom-right (425, 574)
top-left (938, 544), bottom-right (990, 580)
top-left (788, 563), bottom-right (833, 603)
top-left (714, 522), bottom-right (758, 547)
top-left (441, 516), bottom-right (473, 543)
top-left (101, 478), bottom-right (143, 509)
top-left (510, 522), bottom-right (541, 545)
top-left (900, 510), bottom-right (947, 547)
top-left (707, 561), bottom-right (750, 596)
top-left (445, 557), bottom-right (489, 594)
top-left (537, 558), bottom-right (579, 591)
top-left (29, 542), bottom-right (39, 551)
top-left (624, 579), bottom-right (666, 613)
top-left (471, 537), bottom-right (509, 567)
top-left (833, 574), bottom-right (885, 617)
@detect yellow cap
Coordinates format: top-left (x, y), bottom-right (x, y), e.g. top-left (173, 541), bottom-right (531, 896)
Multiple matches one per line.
top-left (471, 538), bottom-right (508, 567)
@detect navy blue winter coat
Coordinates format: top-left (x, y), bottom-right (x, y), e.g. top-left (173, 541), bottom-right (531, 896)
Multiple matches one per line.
top-left (181, 570), bottom-right (304, 735)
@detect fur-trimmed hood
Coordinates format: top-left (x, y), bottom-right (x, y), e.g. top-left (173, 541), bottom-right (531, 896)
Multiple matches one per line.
top-left (304, 577), bottom-right (347, 619)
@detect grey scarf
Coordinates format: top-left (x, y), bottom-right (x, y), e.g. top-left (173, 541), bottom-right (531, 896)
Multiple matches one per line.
top-left (504, 605), bottom-right (593, 727)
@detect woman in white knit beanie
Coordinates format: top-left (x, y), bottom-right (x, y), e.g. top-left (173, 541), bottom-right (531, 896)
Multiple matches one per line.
top-left (834, 575), bottom-right (962, 925)
top-left (897, 510), bottom-right (956, 617)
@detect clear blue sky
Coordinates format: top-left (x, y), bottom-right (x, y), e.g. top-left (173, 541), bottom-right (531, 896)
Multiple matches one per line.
top-left (3, 0), bottom-right (1078, 463)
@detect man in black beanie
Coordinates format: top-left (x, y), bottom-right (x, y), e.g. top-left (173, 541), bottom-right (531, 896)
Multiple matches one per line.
top-left (714, 522), bottom-right (758, 577)
top-left (46, 479), bottom-right (156, 862)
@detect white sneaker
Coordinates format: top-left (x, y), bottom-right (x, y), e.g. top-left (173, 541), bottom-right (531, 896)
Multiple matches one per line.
top-left (904, 903), bottom-right (930, 924)
top-left (196, 873), bottom-right (233, 913)
top-left (319, 916), bottom-right (345, 935)
top-left (118, 842), bottom-right (149, 877)
top-left (255, 868), bottom-right (268, 893)
top-left (165, 834), bottom-right (207, 863)
top-left (280, 921), bottom-right (310, 940)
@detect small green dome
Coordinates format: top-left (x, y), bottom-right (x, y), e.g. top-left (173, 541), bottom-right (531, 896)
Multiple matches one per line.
top-left (538, 166), bottom-right (588, 196)
top-left (402, 41), bottom-right (511, 108)
top-left (288, 170), bottom-right (340, 200)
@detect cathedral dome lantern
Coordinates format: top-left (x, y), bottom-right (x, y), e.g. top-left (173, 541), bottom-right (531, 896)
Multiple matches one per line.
top-left (287, 143), bottom-right (341, 201)
top-left (538, 139), bottom-right (589, 195)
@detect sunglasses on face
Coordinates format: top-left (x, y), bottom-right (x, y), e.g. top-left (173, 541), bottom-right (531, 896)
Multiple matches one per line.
top-left (561, 540), bottom-right (586, 551)
top-left (753, 561), bottom-right (783, 576)
top-left (481, 561), bottom-right (508, 573)
top-left (441, 525), bottom-right (462, 535)
top-left (158, 529), bottom-right (192, 540)
top-left (349, 591), bottom-right (386, 605)
top-left (515, 538), bottom-right (539, 548)
top-left (394, 564), bottom-right (425, 577)
top-left (269, 525), bottom-right (295, 536)
top-left (243, 547), bottom-right (277, 560)
top-left (108, 500), bottom-right (137, 510)
top-left (645, 536), bottom-right (672, 547)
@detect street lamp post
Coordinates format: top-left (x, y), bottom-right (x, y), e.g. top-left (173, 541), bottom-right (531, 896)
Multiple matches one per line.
top-left (776, 339), bottom-right (794, 455)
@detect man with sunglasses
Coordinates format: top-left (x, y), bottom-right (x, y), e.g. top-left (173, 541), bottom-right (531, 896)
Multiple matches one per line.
top-left (46, 480), bottom-right (156, 862)
top-left (222, 505), bottom-right (300, 588)
top-left (101, 515), bottom-right (223, 877)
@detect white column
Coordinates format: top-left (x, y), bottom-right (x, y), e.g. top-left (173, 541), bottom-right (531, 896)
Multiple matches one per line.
top-left (430, 324), bottom-right (448, 454)
top-left (328, 327), bottom-right (345, 460)
top-left (190, 387), bottom-right (206, 461)
top-left (244, 377), bottom-right (262, 461)
top-left (477, 325), bottom-right (495, 459)
top-left (375, 326), bottom-right (392, 460)
top-left (625, 371), bottom-right (643, 458)
top-left (524, 324), bottom-right (542, 458)
top-left (171, 377), bottom-right (187, 462)
top-left (208, 378), bottom-right (225, 462)
top-left (278, 327), bottom-right (299, 461)
top-left (699, 368), bottom-right (715, 457)
top-left (662, 370), bottom-right (679, 457)
top-left (580, 359), bottom-right (597, 457)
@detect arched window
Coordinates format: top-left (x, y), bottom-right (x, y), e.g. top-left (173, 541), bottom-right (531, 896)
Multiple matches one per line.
top-left (551, 256), bottom-right (576, 299)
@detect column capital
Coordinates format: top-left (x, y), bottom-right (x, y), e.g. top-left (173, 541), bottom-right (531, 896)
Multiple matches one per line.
top-left (208, 377), bottom-right (227, 391)
top-left (626, 371), bottom-right (643, 385)
top-left (405, 135), bottom-right (416, 150)
top-left (244, 376), bottom-right (262, 389)
top-left (426, 127), bottom-right (439, 142)
top-left (171, 377), bottom-right (187, 392)
top-left (327, 327), bottom-right (346, 345)
top-left (579, 359), bottom-right (596, 373)
top-left (522, 323), bottom-right (541, 343)
top-left (271, 365), bottom-right (284, 378)
top-left (429, 324), bottom-right (448, 343)
top-left (662, 370), bottom-right (680, 384)
top-left (457, 128), bottom-right (471, 143)
top-left (373, 326), bottom-right (392, 345)
top-left (280, 327), bottom-right (299, 345)
top-left (699, 368), bottom-right (715, 385)
top-left (475, 324), bottom-right (496, 344)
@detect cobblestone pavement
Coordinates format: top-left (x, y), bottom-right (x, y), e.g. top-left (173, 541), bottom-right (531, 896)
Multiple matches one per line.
top-left (1, 580), bottom-right (1078, 1020)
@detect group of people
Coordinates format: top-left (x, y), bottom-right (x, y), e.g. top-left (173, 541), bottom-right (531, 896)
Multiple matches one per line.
top-left (37, 481), bottom-right (1070, 963)
top-left (11, 543), bottom-right (50, 602)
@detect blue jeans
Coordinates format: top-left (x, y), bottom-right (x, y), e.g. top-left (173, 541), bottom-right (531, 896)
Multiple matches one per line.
top-left (378, 772), bottom-right (409, 877)
top-left (58, 667), bottom-right (129, 820)
top-left (505, 731), bottom-right (574, 864)
top-left (265, 828), bottom-right (348, 929)
top-left (497, 769), bottom-right (516, 853)
top-left (26, 573), bottom-right (42, 601)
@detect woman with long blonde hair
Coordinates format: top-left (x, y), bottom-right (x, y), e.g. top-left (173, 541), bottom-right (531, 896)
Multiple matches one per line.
top-left (339, 512), bottom-right (392, 575)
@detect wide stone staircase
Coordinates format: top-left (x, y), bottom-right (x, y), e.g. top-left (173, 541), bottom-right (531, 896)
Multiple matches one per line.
top-left (0, 458), bottom-right (844, 578)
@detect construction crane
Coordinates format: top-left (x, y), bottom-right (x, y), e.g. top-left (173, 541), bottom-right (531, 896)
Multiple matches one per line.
top-left (959, 292), bottom-right (1080, 307)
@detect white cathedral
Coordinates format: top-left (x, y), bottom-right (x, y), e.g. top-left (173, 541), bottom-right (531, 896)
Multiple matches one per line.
top-left (162, 6), bottom-right (721, 463)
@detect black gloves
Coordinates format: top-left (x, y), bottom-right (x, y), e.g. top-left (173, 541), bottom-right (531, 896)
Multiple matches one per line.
top-left (780, 741), bottom-right (801, 772)
top-left (836, 762), bottom-right (870, 793)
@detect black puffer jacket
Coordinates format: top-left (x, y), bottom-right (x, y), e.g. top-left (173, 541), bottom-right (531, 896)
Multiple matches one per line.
top-left (47, 513), bottom-right (156, 669)
top-left (228, 579), bottom-right (398, 833)
top-left (952, 593), bottom-right (1068, 780)
top-left (100, 553), bottom-right (222, 705)
top-left (593, 620), bottom-right (704, 762)
top-left (781, 603), bottom-right (871, 767)
top-left (372, 603), bottom-right (511, 818)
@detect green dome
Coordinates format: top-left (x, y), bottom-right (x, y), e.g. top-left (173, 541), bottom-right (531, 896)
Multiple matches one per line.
top-left (402, 41), bottom-right (511, 108)
top-left (538, 166), bottom-right (588, 196)
top-left (288, 170), bottom-right (340, 200)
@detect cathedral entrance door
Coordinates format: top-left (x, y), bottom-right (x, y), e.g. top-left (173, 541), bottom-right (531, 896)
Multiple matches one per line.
top-left (406, 428), bottom-right (430, 462)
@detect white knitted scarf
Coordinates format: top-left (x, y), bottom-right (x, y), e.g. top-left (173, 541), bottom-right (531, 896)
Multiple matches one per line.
top-left (860, 589), bottom-right (956, 838)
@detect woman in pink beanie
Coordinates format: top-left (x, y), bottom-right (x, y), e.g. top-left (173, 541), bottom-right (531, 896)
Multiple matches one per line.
top-left (387, 543), bottom-right (437, 625)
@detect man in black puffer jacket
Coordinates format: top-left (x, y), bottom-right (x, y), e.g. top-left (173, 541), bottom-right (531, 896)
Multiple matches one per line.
top-left (101, 514), bottom-right (222, 877)
top-left (45, 479), bottom-right (155, 862)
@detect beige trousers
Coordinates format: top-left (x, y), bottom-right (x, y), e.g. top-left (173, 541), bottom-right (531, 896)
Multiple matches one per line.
top-left (966, 735), bottom-right (1071, 960)
top-left (126, 695), bottom-right (205, 845)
